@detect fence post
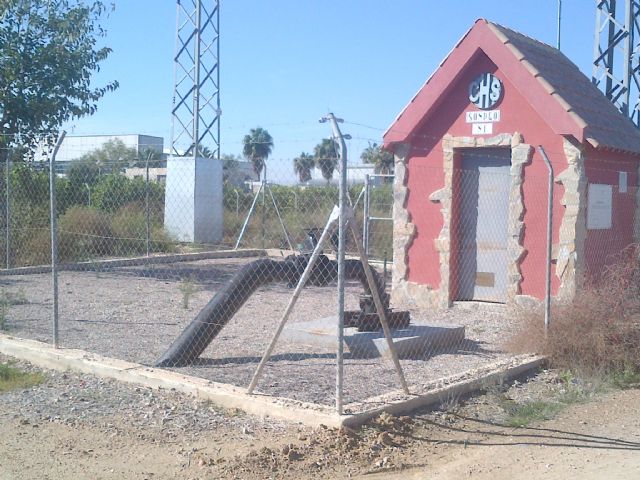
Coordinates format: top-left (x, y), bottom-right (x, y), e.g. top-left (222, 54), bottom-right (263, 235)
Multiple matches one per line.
top-left (50, 132), bottom-right (66, 348)
top-left (363, 174), bottom-right (370, 255)
top-left (145, 152), bottom-right (151, 257)
top-left (322, 113), bottom-right (348, 415)
top-left (4, 147), bottom-right (10, 269)
top-left (538, 146), bottom-right (554, 331)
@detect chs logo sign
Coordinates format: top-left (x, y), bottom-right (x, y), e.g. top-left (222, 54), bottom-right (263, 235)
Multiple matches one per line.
top-left (468, 73), bottom-right (503, 110)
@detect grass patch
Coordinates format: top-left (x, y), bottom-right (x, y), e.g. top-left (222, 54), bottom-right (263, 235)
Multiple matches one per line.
top-left (179, 276), bottom-right (197, 310)
top-left (0, 362), bottom-right (44, 392)
top-left (609, 365), bottom-right (640, 389)
top-left (504, 400), bottom-right (565, 427)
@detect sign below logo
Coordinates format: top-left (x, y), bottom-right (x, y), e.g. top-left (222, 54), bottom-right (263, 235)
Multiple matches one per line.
top-left (466, 110), bottom-right (500, 123)
top-left (469, 73), bottom-right (503, 110)
top-left (472, 123), bottom-right (493, 135)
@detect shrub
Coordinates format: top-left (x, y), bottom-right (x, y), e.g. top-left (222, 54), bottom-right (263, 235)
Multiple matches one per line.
top-left (508, 243), bottom-right (640, 377)
top-left (111, 203), bottom-right (175, 255)
top-left (57, 206), bottom-right (114, 261)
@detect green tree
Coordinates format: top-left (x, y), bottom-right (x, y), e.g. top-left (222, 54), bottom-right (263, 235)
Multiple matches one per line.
top-left (0, 0), bottom-right (118, 161)
top-left (360, 142), bottom-right (394, 179)
top-left (137, 147), bottom-right (163, 168)
top-left (293, 152), bottom-right (314, 183)
top-left (197, 146), bottom-right (216, 159)
top-left (242, 127), bottom-right (273, 179)
top-left (313, 138), bottom-right (338, 183)
top-left (75, 139), bottom-right (137, 174)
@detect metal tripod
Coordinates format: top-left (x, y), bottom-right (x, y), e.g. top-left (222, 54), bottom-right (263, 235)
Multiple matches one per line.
top-left (246, 204), bottom-right (409, 399)
top-left (234, 165), bottom-right (293, 251)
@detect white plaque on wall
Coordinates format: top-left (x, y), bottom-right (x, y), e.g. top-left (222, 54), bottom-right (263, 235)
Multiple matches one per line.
top-left (587, 183), bottom-right (612, 230)
top-left (472, 123), bottom-right (493, 135)
top-left (619, 171), bottom-right (628, 193)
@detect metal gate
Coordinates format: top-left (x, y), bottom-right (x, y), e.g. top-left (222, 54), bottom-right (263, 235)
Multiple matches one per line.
top-left (455, 148), bottom-right (511, 302)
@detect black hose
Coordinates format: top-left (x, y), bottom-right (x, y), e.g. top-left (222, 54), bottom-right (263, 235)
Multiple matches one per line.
top-left (154, 256), bottom-right (386, 367)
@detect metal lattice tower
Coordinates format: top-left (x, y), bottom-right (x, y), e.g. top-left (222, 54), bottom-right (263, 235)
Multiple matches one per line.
top-left (592, 0), bottom-right (640, 126)
top-left (170, 0), bottom-right (220, 158)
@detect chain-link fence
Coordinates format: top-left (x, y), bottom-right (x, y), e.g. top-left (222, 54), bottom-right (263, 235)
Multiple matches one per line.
top-left (1, 134), bottom-right (638, 414)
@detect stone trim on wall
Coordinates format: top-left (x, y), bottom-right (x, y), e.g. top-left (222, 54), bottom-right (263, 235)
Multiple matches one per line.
top-left (390, 143), bottom-right (432, 309)
top-left (554, 137), bottom-right (587, 300)
top-left (391, 133), bottom-right (533, 309)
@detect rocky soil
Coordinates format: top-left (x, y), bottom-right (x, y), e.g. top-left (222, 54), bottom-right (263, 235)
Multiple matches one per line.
top-left (2, 353), bottom-right (639, 479)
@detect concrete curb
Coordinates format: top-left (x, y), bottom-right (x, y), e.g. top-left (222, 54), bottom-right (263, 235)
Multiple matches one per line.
top-left (0, 249), bottom-right (265, 276)
top-left (0, 334), bottom-right (544, 428)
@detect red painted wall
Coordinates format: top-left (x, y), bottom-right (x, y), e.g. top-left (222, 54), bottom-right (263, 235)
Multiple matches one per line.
top-left (404, 51), bottom-right (570, 300)
top-left (583, 146), bottom-right (638, 282)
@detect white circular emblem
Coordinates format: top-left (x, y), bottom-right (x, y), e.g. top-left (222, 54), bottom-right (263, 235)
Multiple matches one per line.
top-left (468, 73), bottom-right (503, 110)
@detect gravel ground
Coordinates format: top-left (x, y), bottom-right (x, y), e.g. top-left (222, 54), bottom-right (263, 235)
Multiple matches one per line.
top-left (0, 352), bottom-right (293, 442)
top-left (1, 255), bottom-right (518, 406)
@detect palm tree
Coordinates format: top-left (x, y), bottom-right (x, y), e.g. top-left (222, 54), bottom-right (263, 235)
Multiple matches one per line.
top-left (198, 145), bottom-right (216, 159)
top-left (313, 138), bottom-right (338, 184)
top-left (293, 152), bottom-right (314, 183)
top-left (360, 142), bottom-right (394, 178)
top-left (242, 127), bottom-right (273, 180)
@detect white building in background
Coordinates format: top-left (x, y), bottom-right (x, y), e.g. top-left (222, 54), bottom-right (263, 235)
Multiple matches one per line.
top-left (56, 134), bottom-right (164, 162)
top-left (38, 134), bottom-right (164, 173)
top-left (307, 164), bottom-right (382, 186)
top-left (124, 167), bottom-right (167, 183)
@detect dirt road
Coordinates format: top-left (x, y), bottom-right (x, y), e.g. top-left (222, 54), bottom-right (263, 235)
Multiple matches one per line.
top-left (368, 388), bottom-right (640, 480)
top-left (1, 357), bottom-right (639, 479)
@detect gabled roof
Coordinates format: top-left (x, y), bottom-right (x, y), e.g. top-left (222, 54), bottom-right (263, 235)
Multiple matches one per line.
top-left (383, 19), bottom-right (640, 156)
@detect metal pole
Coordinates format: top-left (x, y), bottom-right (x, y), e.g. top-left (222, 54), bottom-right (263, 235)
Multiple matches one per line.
top-left (557, 0), bottom-right (562, 50)
top-left (145, 152), bottom-right (151, 257)
top-left (50, 132), bottom-right (66, 348)
top-left (216, 0), bottom-right (221, 162)
top-left (267, 184), bottom-right (293, 251)
top-left (363, 174), bottom-right (370, 255)
top-left (538, 146), bottom-right (554, 331)
top-left (322, 113), bottom-right (348, 414)
top-left (234, 189), bottom-right (239, 218)
top-left (5, 147), bottom-right (10, 269)
top-left (348, 219), bottom-right (409, 394)
top-left (192, 0), bottom-right (202, 157)
top-left (247, 206), bottom-right (340, 394)
top-left (261, 164), bottom-right (266, 249)
top-left (234, 181), bottom-right (263, 249)
top-left (169, 1), bottom-right (181, 156)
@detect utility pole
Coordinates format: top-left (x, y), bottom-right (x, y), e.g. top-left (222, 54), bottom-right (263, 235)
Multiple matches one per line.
top-left (593, 0), bottom-right (640, 126)
top-left (557, 0), bottom-right (562, 50)
top-left (170, 0), bottom-right (221, 158)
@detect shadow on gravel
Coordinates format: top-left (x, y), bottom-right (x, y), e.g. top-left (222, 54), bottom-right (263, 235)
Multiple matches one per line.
top-left (188, 353), bottom-right (337, 366)
top-left (402, 414), bottom-right (640, 451)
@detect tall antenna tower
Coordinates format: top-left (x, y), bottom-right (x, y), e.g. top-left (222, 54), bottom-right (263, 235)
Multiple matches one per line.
top-left (592, 0), bottom-right (640, 126)
top-left (170, 0), bottom-right (221, 158)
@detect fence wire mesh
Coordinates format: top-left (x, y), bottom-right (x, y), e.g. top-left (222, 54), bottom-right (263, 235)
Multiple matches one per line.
top-left (1, 136), bottom-right (638, 412)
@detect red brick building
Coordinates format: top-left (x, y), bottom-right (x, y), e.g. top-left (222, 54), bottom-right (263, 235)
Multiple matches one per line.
top-left (383, 19), bottom-right (640, 308)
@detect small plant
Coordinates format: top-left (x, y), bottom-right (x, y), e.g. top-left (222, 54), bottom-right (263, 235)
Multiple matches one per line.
top-left (439, 391), bottom-right (460, 412)
top-left (179, 276), bottom-right (197, 310)
top-left (504, 400), bottom-right (564, 427)
top-left (610, 365), bottom-right (640, 389)
top-left (0, 362), bottom-right (44, 392)
top-left (508, 243), bottom-right (640, 381)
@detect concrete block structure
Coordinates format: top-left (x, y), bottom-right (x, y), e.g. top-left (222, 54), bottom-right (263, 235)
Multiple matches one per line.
top-left (164, 156), bottom-right (223, 244)
top-left (383, 19), bottom-right (640, 308)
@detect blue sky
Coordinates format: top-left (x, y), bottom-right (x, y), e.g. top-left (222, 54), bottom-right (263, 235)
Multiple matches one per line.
top-left (66, 1), bottom-right (595, 176)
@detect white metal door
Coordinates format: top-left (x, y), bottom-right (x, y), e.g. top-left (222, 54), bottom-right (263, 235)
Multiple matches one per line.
top-left (456, 148), bottom-right (511, 302)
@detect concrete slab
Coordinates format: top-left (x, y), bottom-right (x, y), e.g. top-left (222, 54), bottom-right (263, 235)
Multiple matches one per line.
top-left (0, 333), bottom-right (544, 428)
top-left (282, 317), bottom-right (465, 359)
